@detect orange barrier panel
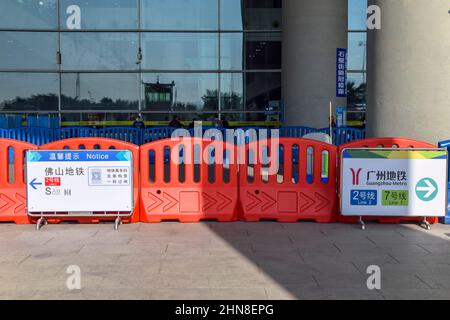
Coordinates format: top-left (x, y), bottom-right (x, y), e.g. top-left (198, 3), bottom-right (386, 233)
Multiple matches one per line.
top-left (239, 138), bottom-right (338, 222)
top-left (140, 138), bottom-right (238, 222)
top-left (38, 138), bottom-right (140, 223)
top-left (0, 139), bottom-right (37, 224)
top-left (338, 137), bottom-right (438, 224)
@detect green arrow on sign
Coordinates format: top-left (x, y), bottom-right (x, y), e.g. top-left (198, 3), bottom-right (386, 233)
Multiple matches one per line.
top-left (415, 178), bottom-right (438, 202)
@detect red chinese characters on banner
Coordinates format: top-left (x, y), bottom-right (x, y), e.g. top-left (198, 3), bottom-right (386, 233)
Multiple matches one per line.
top-left (45, 177), bottom-right (61, 187)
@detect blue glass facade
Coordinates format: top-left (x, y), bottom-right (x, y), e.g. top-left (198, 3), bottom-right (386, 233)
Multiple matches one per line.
top-left (0, 0), bottom-right (282, 124)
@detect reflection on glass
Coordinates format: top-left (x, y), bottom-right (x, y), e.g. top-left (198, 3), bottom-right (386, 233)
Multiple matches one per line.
top-left (60, 0), bottom-right (138, 29)
top-left (60, 113), bottom-right (81, 123)
top-left (220, 113), bottom-right (245, 121)
top-left (0, 73), bottom-right (59, 111)
top-left (60, 33), bottom-right (138, 70)
top-left (347, 72), bottom-right (366, 124)
top-left (61, 112), bottom-right (140, 123)
top-left (347, 72), bottom-right (366, 103)
top-left (347, 72), bottom-right (365, 87)
top-left (0, 0), bottom-right (57, 29)
top-left (106, 113), bottom-right (139, 121)
top-left (348, 0), bottom-right (368, 30)
top-left (245, 72), bottom-right (281, 118)
top-left (142, 33), bottom-right (218, 70)
top-left (221, 74), bottom-right (243, 111)
top-left (246, 0), bottom-right (282, 30)
top-left (141, 0), bottom-right (218, 30)
top-left (348, 32), bottom-right (366, 71)
top-left (220, 33), bottom-right (243, 70)
top-left (246, 33), bottom-right (281, 69)
top-left (61, 73), bottom-right (139, 110)
top-left (141, 74), bottom-right (218, 112)
top-left (244, 113), bottom-right (266, 121)
top-left (0, 32), bottom-right (58, 70)
top-left (220, 0), bottom-right (244, 30)
top-left (142, 113), bottom-right (217, 122)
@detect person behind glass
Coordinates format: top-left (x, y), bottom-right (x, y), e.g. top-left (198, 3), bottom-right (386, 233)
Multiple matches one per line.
top-left (222, 116), bottom-right (230, 129)
top-left (168, 115), bottom-right (183, 128)
top-left (212, 115), bottom-right (222, 128)
top-left (188, 118), bottom-right (198, 129)
top-left (132, 115), bottom-right (146, 129)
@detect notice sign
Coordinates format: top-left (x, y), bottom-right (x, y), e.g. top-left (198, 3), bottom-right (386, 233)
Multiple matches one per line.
top-left (26, 150), bottom-right (133, 213)
top-left (341, 149), bottom-right (448, 217)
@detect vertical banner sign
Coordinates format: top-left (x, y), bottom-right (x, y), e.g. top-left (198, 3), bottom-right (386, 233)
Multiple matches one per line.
top-left (26, 150), bottom-right (133, 213)
top-left (341, 149), bottom-right (448, 217)
top-left (336, 48), bottom-right (347, 98)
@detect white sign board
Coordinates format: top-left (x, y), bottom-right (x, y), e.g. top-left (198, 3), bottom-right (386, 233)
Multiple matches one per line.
top-left (341, 148), bottom-right (448, 217)
top-left (26, 150), bottom-right (133, 213)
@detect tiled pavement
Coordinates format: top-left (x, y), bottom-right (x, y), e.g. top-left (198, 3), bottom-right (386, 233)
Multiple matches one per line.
top-left (1, 222), bottom-right (450, 300)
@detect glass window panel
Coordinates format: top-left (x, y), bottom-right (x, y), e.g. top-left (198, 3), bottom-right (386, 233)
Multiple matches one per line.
top-left (105, 113), bottom-right (139, 122)
top-left (347, 72), bottom-right (366, 125)
top-left (245, 0), bottom-right (282, 30)
top-left (142, 113), bottom-right (217, 122)
top-left (246, 32), bottom-right (281, 69)
top-left (245, 72), bottom-right (281, 116)
top-left (60, 33), bottom-right (138, 70)
top-left (141, 0), bottom-right (218, 30)
top-left (62, 112), bottom-right (141, 124)
top-left (60, 0), bottom-right (138, 29)
top-left (80, 112), bottom-right (106, 124)
top-left (219, 113), bottom-right (244, 121)
top-left (244, 113), bottom-right (267, 122)
top-left (61, 113), bottom-right (81, 124)
top-left (347, 72), bottom-right (366, 88)
top-left (141, 73), bottom-right (218, 112)
top-left (61, 73), bottom-right (139, 111)
top-left (349, 0), bottom-right (368, 30)
top-left (348, 32), bottom-right (366, 71)
top-left (220, 0), bottom-right (244, 30)
top-left (220, 74), bottom-right (243, 111)
top-left (0, 73), bottom-right (59, 111)
top-left (0, 32), bottom-right (57, 70)
top-left (220, 33), bottom-right (243, 70)
top-left (347, 72), bottom-right (366, 104)
top-left (142, 33), bottom-right (218, 70)
top-left (0, 0), bottom-right (57, 29)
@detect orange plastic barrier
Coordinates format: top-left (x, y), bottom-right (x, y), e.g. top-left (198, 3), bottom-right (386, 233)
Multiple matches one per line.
top-left (140, 138), bottom-right (238, 222)
top-left (0, 139), bottom-right (37, 224)
top-left (338, 137), bottom-right (438, 224)
top-left (239, 138), bottom-right (338, 222)
top-left (38, 138), bottom-right (140, 223)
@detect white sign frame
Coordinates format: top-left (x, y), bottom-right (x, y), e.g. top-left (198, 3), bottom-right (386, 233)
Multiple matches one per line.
top-left (340, 148), bottom-right (448, 218)
top-left (26, 149), bottom-right (134, 218)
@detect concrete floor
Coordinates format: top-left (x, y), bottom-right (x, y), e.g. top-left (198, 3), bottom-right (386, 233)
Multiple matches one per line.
top-left (1, 222), bottom-right (450, 300)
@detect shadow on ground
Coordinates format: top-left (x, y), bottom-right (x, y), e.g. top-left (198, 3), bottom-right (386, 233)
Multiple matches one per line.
top-left (0, 221), bottom-right (450, 299)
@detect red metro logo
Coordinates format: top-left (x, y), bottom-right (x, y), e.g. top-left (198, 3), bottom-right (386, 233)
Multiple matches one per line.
top-left (350, 168), bottom-right (363, 186)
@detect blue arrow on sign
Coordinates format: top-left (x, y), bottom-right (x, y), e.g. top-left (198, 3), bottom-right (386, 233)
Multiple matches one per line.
top-left (29, 178), bottom-right (43, 190)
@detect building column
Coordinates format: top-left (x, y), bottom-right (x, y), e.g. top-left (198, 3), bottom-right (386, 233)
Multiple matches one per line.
top-left (282, 0), bottom-right (348, 128)
top-left (366, 0), bottom-right (450, 143)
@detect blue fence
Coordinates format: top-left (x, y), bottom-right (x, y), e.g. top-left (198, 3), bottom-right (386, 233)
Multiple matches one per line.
top-left (0, 128), bottom-right (8, 139)
top-left (7, 127), bottom-right (56, 146)
top-left (0, 126), bottom-right (366, 146)
top-left (142, 127), bottom-right (177, 144)
top-left (318, 127), bottom-right (366, 145)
